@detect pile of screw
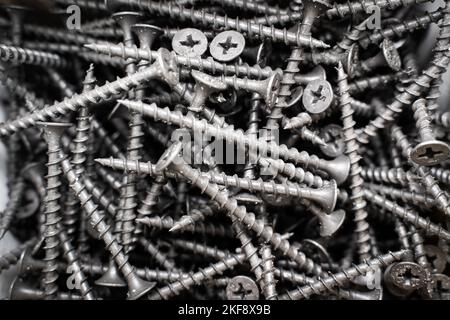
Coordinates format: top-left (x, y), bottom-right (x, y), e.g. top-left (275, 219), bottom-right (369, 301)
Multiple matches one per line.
top-left (0, 0), bottom-right (449, 301)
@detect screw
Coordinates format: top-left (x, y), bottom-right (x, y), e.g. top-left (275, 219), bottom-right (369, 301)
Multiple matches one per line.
top-left (107, 0), bottom-right (329, 49)
top-left (279, 250), bottom-right (408, 300)
top-left (188, 70), bottom-right (227, 112)
top-left (260, 245), bottom-right (277, 300)
top-left (409, 99), bottom-right (450, 166)
top-left (9, 278), bottom-right (82, 300)
top-left (95, 156), bottom-right (338, 212)
top-left (172, 28), bottom-right (208, 58)
top-left (152, 142), bottom-right (326, 276)
top-left (302, 79), bottom-right (333, 114)
top-left (304, 44), bottom-right (359, 77)
top-left (391, 125), bottom-right (450, 218)
top-left (226, 275), bottom-right (260, 300)
top-left (118, 100), bottom-right (351, 184)
top-left (0, 177), bottom-right (25, 240)
top-left (38, 122), bottom-right (156, 300)
top-left (148, 252), bottom-right (245, 300)
top-left (358, 11), bottom-right (443, 48)
top-left (138, 215), bottom-right (234, 238)
top-left (0, 48), bottom-right (178, 137)
top-left (364, 189), bottom-right (450, 241)
top-left (210, 30), bottom-right (245, 62)
top-left (0, 44), bottom-right (71, 69)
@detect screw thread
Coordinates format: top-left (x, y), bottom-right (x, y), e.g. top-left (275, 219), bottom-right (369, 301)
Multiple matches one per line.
top-left (42, 139), bottom-right (64, 299)
top-left (259, 158), bottom-right (327, 188)
top-left (59, 230), bottom-right (95, 300)
top-left (279, 250), bottom-right (408, 300)
top-left (0, 44), bottom-right (70, 69)
top-left (364, 189), bottom-right (450, 241)
top-left (55, 0), bottom-right (106, 11)
top-left (0, 177), bottom-right (25, 239)
top-left (409, 226), bottom-right (431, 269)
top-left (139, 216), bottom-right (234, 238)
top-left (86, 42), bottom-right (274, 79)
top-left (336, 19), bottom-right (367, 53)
top-left (348, 74), bottom-right (397, 94)
top-left (139, 238), bottom-right (177, 270)
top-left (0, 59), bottom-right (163, 137)
top-left (172, 239), bottom-right (230, 260)
top-left (24, 23), bottom-right (103, 46)
top-left (148, 252), bottom-right (245, 300)
top-left (260, 245), bottom-right (277, 300)
top-left (337, 63), bottom-right (371, 261)
top-left (391, 125), bottom-right (450, 217)
top-left (123, 0), bottom-right (328, 48)
top-left (433, 111), bottom-right (450, 128)
top-left (93, 121), bottom-right (126, 160)
top-left (412, 99), bottom-right (435, 142)
top-left (59, 151), bottom-right (142, 288)
top-left (276, 268), bottom-right (315, 285)
top-left (231, 218), bottom-right (263, 279)
top-left (429, 167), bottom-right (450, 185)
top-left (252, 12), bottom-right (302, 26)
top-left (64, 66), bottom-right (97, 242)
top-left (283, 113), bottom-right (312, 130)
top-left (425, 4), bottom-right (450, 111)
top-left (360, 11), bottom-right (443, 48)
top-left (135, 176), bottom-right (166, 239)
top-left (367, 183), bottom-right (436, 208)
top-left (83, 177), bottom-right (118, 217)
top-left (172, 161), bottom-right (324, 276)
top-left (121, 100), bottom-right (341, 179)
top-left (0, 245), bottom-right (24, 273)
top-left (360, 166), bottom-right (415, 186)
top-left (359, 45), bottom-right (450, 145)
top-left (326, 0), bottom-right (428, 19)
top-left (172, 204), bottom-right (216, 231)
top-left (0, 64), bottom-right (46, 109)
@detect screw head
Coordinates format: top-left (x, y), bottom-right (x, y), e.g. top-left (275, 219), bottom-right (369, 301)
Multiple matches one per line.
top-left (389, 261), bottom-right (428, 291)
top-left (255, 41), bottom-right (272, 67)
top-left (226, 276), bottom-right (259, 300)
top-left (264, 71), bottom-right (282, 108)
top-left (156, 48), bottom-right (180, 87)
top-left (172, 28), bottom-right (208, 58)
top-left (381, 39), bottom-right (402, 71)
top-left (410, 140), bottom-right (450, 166)
top-left (155, 141), bottom-right (183, 173)
top-left (210, 31), bottom-right (245, 62)
top-left (302, 80), bottom-right (333, 114)
top-left (320, 124), bottom-right (345, 158)
top-left (285, 85), bottom-right (304, 108)
top-left (132, 24), bottom-right (164, 48)
top-left (344, 44), bottom-right (359, 78)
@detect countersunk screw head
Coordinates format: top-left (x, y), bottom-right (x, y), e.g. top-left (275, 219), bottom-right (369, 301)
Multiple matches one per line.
top-left (410, 140), bottom-right (450, 166)
top-left (344, 44), bottom-right (359, 78)
top-left (285, 86), bottom-right (304, 108)
top-left (172, 28), bottom-right (208, 58)
top-left (156, 48), bottom-right (180, 87)
top-left (264, 71), bottom-right (282, 108)
top-left (381, 39), bottom-right (402, 72)
top-left (154, 141), bottom-right (184, 173)
top-left (302, 79), bottom-right (333, 114)
top-left (226, 275), bottom-right (259, 300)
top-left (210, 31), bottom-right (245, 62)
top-left (320, 124), bottom-right (345, 158)
top-left (389, 261), bottom-right (428, 290)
